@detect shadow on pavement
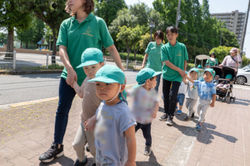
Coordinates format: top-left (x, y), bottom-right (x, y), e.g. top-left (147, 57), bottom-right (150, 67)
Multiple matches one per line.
top-left (136, 151), bottom-right (161, 166)
top-left (233, 98), bottom-right (250, 106)
top-left (173, 115), bottom-right (238, 145)
top-left (39, 155), bottom-right (74, 166)
top-left (19, 73), bottom-right (61, 79)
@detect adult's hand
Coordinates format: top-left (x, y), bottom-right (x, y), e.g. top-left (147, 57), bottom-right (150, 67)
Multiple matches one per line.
top-left (179, 69), bottom-right (186, 78)
top-left (66, 67), bottom-right (77, 87)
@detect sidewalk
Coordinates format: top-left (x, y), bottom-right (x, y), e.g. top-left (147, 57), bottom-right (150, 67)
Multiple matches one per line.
top-left (0, 86), bottom-right (250, 166)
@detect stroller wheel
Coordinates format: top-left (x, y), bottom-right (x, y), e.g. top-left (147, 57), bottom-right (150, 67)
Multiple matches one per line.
top-left (226, 96), bottom-right (231, 104)
top-left (231, 97), bottom-right (236, 103)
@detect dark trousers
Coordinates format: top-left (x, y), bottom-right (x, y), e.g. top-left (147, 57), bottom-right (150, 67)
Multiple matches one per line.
top-left (155, 74), bottom-right (161, 92)
top-left (135, 123), bottom-right (152, 146)
top-left (54, 78), bottom-right (76, 144)
top-left (163, 79), bottom-right (181, 117)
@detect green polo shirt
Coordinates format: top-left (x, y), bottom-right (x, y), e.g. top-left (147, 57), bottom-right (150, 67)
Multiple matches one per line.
top-left (145, 41), bottom-right (163, 72)
top-left (56, 13), bottom-right (114, 85)
top-left (205, 58), bottom-right (218, 67)
top-left (161, 41), bottom-right (188, 82)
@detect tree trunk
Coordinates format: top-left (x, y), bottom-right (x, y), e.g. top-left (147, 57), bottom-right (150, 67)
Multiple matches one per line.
top-left (5, 26), bottom-right (14, 60)
top-left (51, 29), bottom-right (57, 64)
top-left (126, 45), bottom-right (130, 69)
top-left (20, 40), bottom-right (23, 48)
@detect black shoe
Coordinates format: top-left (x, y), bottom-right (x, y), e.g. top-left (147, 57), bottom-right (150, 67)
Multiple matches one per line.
top-left (144, 146), bottom-right (151, 156)
top-left (92, 163), bottom-right (96, 166)
top-left (184, 115), bottom-right (190, 121)
top-left (166, 116), bottom-right (173, 126)
top-left (39, 144), bottom-right (64, 163)
top-left (159, 114), bottom-right (168, 121)
top-left (191, 113), bottom-right (194, 118)
top-left (86, 144), bottom-right (90, 152)
top-left (74, 158), bottom-right (88, 166)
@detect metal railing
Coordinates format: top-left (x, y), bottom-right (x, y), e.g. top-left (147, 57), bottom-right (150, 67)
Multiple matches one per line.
top-left (0, 51), bottom-right (16, 70)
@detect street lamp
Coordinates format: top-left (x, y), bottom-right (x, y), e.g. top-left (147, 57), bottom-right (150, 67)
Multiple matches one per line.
top-left (149, 22), bottom-right (155, 41)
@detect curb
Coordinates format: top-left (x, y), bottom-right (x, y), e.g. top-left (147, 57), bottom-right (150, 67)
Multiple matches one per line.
top-left (0, 70), bottom-right (62, 75)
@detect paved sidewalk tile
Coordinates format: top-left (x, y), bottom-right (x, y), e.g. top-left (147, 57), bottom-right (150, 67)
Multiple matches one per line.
top-left (0, 85), bottom-right (249, 166)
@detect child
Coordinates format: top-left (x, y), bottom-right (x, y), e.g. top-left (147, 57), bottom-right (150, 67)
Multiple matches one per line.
top-left (176, 78), bottom-right (188, 115)
top-left (72, 48), bottom-right (104, 166)
top-left (186, 68), bottom-right (216, 131)
top-left (85, 65), bottom-right (136, 166)
top-left (160, 26), bottom-right (188, 126)
top-left (128, 68), bottom-right (160, 156)
top-left (184, 68), bottom-right (199, 121)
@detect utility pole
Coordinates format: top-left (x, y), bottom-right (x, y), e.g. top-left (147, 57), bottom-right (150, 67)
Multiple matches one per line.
top-left (240, 0), bottom-right (250, 55)
top-left (175, 0), bottom-right (181, 28)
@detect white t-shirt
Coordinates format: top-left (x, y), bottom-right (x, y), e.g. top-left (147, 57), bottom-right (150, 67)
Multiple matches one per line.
top-left (178, 81), bottom-right (187, 95)
top-left (128, 85), bottom-right (159, 124)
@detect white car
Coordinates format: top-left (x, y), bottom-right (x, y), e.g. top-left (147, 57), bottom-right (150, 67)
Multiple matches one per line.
top-left (236, 65), bottom-right (250, 85)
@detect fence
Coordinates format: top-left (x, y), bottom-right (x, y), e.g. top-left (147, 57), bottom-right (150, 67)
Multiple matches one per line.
top-left (0, 51), bottom-right (62, 71)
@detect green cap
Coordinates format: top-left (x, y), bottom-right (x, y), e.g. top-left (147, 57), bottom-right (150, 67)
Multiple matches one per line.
top-left (76, 48), bottom-right (104, 68)
top-left (136, 68), bottom-right (161, 85)
top-left (189, 68), bottom-right (199, 73)
top-left (204, 68), bottom-right (215, 78)
top-left (197, 64), bottom-right (203, 69)
top-left (88, 65), bottom-right (125, 84)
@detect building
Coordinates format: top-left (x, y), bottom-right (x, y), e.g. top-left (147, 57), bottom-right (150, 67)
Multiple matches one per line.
top-left (211, 10), bottom-right (246, 45)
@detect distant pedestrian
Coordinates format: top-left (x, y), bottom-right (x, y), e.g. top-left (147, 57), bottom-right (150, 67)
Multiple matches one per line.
top-left (85, 65), bottom-right (136, 166)
top-left (71, 48), bottom-right (104, 166)
top-left (141, 30), bottom-right (164, 92)
top-left (39, 0), bottom-right (123, 163)
top-left (128, 68), bottom-right (160, 156)
top-left (205, 53), bottom-right (218, 67)
top-left (186, 68), bottom-right (216, 131)
top-left (159, 26), bottom-right (188, 126)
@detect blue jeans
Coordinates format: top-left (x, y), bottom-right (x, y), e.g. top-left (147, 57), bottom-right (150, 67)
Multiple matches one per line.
top-left (155, 74), bottom-right (161, 92)
top-left (54, 78), bottom-right (76, 144)
top-left (163, 79), bottom-right (181, 117)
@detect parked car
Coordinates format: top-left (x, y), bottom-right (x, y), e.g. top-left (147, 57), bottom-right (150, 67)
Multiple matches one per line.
top-left (236, 65), bottom-right (250, 85)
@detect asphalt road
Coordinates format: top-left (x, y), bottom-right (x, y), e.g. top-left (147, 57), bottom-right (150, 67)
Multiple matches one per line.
top-left (0, 71), bottom-right (137, 106)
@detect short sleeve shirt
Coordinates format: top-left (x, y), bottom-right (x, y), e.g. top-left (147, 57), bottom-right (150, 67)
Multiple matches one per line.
top-left (194, 80), bottom-right (216, 101)
top-left (221, 55), bottom-right (238, 68)
top-left (80, 77), bottom-right (101, 122)
top-left (56, 13), bottom-right (114, 85)
top-left (145, 42), bottom-right (163, 72)
top-left (186, 81), bottom-right (198, 100)
top-left (128, 85), bottom-right (158, 124)
top-left (161, 41), bottom-right (188, 82)
top-left (95, 101), bottom-right (136, 166)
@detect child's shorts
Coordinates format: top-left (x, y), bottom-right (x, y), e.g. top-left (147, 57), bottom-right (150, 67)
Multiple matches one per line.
top-left (177, 94), bottom-right (185, 106)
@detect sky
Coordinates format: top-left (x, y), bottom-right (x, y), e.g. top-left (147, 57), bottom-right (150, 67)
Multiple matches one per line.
top-left (125, 0), bottom-right (250, 58)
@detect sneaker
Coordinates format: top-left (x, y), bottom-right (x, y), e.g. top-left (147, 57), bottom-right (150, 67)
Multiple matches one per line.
top-left (159, 114), bottom-right (168, 121)
top-left (191, 113), bottom-right (195, 118)
top-left (144, 146), bottom-right (151, 156)
top-left (166, 116), bottom-right (173, 126)
top-left (196, 123), bottom-right (202, 131)
top-left (92, 163), bottom-right (96, 166)
top-left (39, 144), bottom-right (64, 163)
top-left (176, 110), bottom-right (182, 115)
top-left (74, 158), bottom-right (88, 166)
top-left (184, 115), bottom-right (190, 121)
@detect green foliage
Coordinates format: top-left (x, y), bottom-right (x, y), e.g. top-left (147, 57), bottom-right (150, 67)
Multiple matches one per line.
top-left (0, 33), bottom-right (7, 45)
top-left (119, 52), bottom-right (144, 61)
top-left (16, 17), bottom-right (45, 48)
top-left (129, 3), bottom-right (150, 26)
top-left (242, 56), bottom-right (250, 67)
top-left (209, 46), bottom-right (233, 63)
top-left (95, 0), bottom-right (127, 26)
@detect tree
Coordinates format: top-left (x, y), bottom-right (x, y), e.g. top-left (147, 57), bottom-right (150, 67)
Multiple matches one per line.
top-left (0, 32), bottom-right (7, 46)
top-left (94, 0), bottom-right (127, 26)
top-left (0, 0), bottom-right (32, 59)
top-left (25, 0), bottom-right (68, 63)
top-left (209, 46), bottom-right (233, 63)
top-left (16, 17), bottom-right (45, 48)
top-left (130, 3), bottom-right (149, 26)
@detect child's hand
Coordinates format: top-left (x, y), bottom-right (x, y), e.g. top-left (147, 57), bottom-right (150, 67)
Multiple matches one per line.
top-left (210, 102), bottom-right (215, 107)
top-left (125, 160), bottom-right (136, 166)
top-left (84, 116), bottom-right (96, 131)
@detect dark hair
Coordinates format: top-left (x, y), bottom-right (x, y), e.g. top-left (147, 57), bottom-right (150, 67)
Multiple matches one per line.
top-left (154, 30), bottom-right (164, 41)
top-left (210, 52), bottom-right (216, 58)
top-left (166, 26), bottom-right (178, 34)
top-left (65, 0), bottom-right (94, 16)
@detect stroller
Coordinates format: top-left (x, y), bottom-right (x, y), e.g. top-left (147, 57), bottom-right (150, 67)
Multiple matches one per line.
top-left (211, 66), bottom-right (236, 104)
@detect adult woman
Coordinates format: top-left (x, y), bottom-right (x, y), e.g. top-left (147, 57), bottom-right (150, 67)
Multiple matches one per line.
top-left (220, 48), bottom-right (241, 69)
top-left (205, 52), bottom-right (218, 67)
top-left (141, 30), bottom-right (164, 92)
top-left (39, 0), bottom-right (123, 163)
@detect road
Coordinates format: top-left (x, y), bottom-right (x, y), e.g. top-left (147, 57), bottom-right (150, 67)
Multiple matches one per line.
top-left (0, 71), bottom-right (137, 106)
